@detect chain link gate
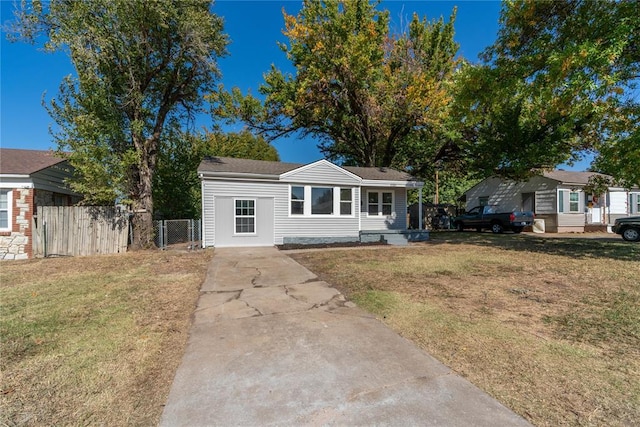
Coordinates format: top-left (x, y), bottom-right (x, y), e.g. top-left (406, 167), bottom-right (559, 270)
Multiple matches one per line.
top-left (154, 219), bottom-right (202, 250)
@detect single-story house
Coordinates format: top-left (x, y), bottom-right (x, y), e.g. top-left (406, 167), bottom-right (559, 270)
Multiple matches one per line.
top-left (462, 170), bottom-right (640, 233)
top-left (0, 148), bottom-right (80, 260)
top-left (198, 156), bottom-right (427, 247)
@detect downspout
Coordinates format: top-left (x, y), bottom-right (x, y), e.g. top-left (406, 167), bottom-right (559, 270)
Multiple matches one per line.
top-left (200, 174), bottom-right (206, 248)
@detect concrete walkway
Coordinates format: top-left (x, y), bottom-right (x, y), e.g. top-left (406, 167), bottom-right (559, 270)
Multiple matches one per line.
top-left (160, 247), bottom-right (531, 426)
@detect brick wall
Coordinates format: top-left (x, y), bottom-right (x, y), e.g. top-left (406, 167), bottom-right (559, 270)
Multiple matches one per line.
top-left (0, 188), bottom-right (33, 260)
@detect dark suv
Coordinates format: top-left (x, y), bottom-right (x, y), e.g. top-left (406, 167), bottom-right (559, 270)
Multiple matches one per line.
top-left (612, 216), bottom-right (640, 242)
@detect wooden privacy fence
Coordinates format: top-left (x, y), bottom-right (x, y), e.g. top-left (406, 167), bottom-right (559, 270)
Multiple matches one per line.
top-left (33, 206), bottom-right (129, 257)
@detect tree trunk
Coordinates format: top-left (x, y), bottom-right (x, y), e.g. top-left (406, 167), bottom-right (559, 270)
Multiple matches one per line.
top-left (129, 143), bottom-right (157, 250)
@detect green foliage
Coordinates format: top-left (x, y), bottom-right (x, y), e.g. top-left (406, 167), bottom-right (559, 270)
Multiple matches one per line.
top-left (212, 0), bottom-right (459, 170)
top-left (454, 0), bottom-right (640, 185)
top-left (153, 130), bottom-right (279, 219)
top-left (8, 0), bottom-right (229, 245)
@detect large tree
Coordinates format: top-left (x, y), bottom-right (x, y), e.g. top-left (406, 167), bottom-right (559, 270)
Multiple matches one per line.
top-left (454, 0), bottom-right (640, 186)
top-left (213, 0), bottom-right (458, 169)
top-left (154, 130), bottom-right (279, 219)
top-left (9, 0), bottom-right (228, 248)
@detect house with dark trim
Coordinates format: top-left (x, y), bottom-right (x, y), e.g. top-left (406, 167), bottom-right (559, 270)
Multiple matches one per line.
top-left (198, 156), bottom-right (427, 247)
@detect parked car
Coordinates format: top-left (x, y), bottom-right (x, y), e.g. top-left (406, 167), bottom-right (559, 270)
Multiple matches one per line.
top-left (452, 205), bottom-right (534, 234)
top-left (612, 216), bottom-right (640, 242)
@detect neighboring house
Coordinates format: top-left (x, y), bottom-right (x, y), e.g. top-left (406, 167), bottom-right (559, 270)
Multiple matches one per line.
top-left (0, 148), bottom-right (80, 259)
top-left (198, 156), bottom-right (426, 247)
top-left (463, 170), bottom-right (640, 233)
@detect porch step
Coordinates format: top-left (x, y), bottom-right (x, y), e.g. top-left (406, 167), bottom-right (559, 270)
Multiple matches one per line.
top-left (359, 230), bottom-right (429, 246)
top-left (382, 233), bottom-right (409, 246)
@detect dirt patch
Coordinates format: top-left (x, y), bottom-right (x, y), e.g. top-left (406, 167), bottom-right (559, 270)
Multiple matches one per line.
top-left (289, 233), bottom-right (640, 426)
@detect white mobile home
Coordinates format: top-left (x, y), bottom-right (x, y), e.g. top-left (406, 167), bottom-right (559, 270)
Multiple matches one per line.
top-left (198, 157), bottom-right (426, 247)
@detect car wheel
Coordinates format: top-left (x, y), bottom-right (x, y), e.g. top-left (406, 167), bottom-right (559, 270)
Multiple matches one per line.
top-left (491, 222), bottom-right (504, 234)
top-left (512, 226), bottom-right (524, 234)
top-left (455, 222), bottom-right (464, 232)
top-left (622, 227), bottom-right (640, 242)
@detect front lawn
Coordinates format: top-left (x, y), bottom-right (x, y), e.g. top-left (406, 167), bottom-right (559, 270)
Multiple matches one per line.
top-left (289, 233), bottom-right (640, 426)
top-left (0, 250), bottom-right (211, 426)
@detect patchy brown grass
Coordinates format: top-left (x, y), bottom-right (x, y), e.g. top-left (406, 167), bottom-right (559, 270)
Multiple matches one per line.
top-left (0, 250), bottom-right (212, 426)
top-left (289, 233), bottom-right (640, 427)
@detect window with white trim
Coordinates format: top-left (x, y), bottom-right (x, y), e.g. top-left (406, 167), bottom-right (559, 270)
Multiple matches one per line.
top-left (290, 186), bottom-right (354, 216)
top-left (291, 186), bottom-right (304, 215)
top-left (234, 199), bottom-right (255, 234)
top-left (559, 190), bottom-right (581, 213)
top-left (0, 190), bottom-right (11, 231)
top-left (630, 193), bottom-right (640, 214)
top-left (368, 191), bottom-right (393, 216)
top-left (340, 188), bottom-right (352, 215)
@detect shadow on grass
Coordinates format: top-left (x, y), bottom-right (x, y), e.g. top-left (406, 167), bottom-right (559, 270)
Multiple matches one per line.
top-left (425, 231), bottom-right (640, 262)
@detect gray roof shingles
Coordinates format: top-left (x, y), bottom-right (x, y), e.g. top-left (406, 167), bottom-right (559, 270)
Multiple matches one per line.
top-left (0, 148), bottom-right (66, 175)
top-left (542, 170), bottom-right (610, 185)
top-left (198, 156), bottom-right (417, 181)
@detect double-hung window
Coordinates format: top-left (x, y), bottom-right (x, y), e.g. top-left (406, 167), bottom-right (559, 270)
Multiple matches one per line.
top-left (291, 186), bottom-right (305, 215)
top-left (0, 190), bottom-right (11, 231)
top-left (340, 188), bottom-right (352, 215)
top-left (234, 199), bottom-right (255, 234)
top-left (559, 190), bottom-right (581, 213)
top-left (368, 191), bottom-right (393, 216)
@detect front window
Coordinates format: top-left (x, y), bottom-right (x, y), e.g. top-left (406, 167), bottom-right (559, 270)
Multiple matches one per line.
top-left (235, 199), bottom-right (255, 234)
top-left (368, 192), bottom-right (379, 215)
top-left (559, 190), bottom-right (581, 213)
top-left (569, 192), bottom-right (580, 212)
top-left (291, 186), bottom-right (304, 215)
top-left (0, 190), bottom-right (10, 230)
top-left (340, 188), bottom-right (352, 215)
top-left (311, 187), bottom-right (333, 215)
top-left (368, 191), bottom-right (393, 216)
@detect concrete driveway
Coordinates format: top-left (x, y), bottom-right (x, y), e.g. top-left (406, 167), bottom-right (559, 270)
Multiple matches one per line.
top-left (160, 247), bottom-right (531, 426)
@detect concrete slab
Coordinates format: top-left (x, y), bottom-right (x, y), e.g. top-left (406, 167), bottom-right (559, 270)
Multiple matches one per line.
top-left (161, 247), bottom-right (532, 427)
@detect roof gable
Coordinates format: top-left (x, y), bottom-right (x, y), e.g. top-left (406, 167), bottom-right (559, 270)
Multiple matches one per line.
top-left (1, 148), bottom-right (66, 175)
top-left (280, 159), bottom-right (362, 185)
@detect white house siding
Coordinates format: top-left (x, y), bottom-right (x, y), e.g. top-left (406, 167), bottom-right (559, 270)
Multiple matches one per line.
top-left (201, 178), bottom-right (363, 247)
top-left (607, 191), bottom-right (629, 223)
top-left (360, 187), bottom-right (406, 230)
top-left (280, 161), bottom-right (361, 186)
top-left (201, 180), bottom-right (285, 247)
top-left (214, 197), bottom-right (275, 247)
top-left (464, 176), bottom-right (557, 213)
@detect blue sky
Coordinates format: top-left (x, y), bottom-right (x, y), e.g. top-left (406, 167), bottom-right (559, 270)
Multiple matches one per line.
top-left (0, 0), bottom-right (591, 169)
